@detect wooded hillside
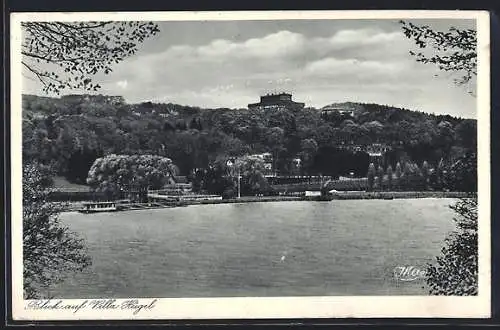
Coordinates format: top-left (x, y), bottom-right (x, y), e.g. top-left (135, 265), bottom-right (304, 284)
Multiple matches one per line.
top-left (22, 93), bottom-right (476, 185)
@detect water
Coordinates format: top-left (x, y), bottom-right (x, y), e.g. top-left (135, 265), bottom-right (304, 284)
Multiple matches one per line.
top-left (50, 199), bottom-right (457, 298)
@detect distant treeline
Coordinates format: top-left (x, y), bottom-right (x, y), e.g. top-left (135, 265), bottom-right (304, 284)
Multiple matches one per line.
top-left (23, 94), bottom-right (476, 190)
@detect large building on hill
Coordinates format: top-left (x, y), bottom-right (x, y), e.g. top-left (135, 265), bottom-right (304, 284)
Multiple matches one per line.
top-left (248, 93), bottom-right (305, 111)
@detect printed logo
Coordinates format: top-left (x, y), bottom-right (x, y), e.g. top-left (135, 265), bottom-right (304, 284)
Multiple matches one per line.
top-left (393, 265), bottom-right (427, 281)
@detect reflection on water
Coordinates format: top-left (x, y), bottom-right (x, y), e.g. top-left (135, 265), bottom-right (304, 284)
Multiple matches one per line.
top-left (50, 199), bottom-right (457, 298)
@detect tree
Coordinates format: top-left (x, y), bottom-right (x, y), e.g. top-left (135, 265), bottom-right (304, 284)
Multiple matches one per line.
top-left (23, 93), bottom-right (477, 183)
top-left (440, 152), bottom-right (477, 192)
top-left (234, 155), bottom-right (272, 196)
top-left (362, 120), bottom-right (384, 143)
top-left (402, 21), bottom-right (478, 295)
top-left (426, 198), bottom-right (478, 295)
top-left (400, 21), bottom-right (477, 89)
top-left (314, 123), bottom-right (337, 146)
top-left (386, 165), bottom-right (393, 190)
top-left (402, 161), bottom-right (423, 191)
top-left (190, 117), bottom-right (203, 131)
top-left (265, 127), bottom-right (285, 173)
top-left (421, 160), bottom-right (430, 190)
top-left (436, 121), bottom-right (456, 159)
top-left (298, 138), bottom-right (318, 175)
top-left (66, 148), bottom-right (103, 184)
top-left (175, 119), bottom-right (188, 131)
top-left (377, 165), bottom-right (384, 190)
top-left (22, 20), bottom-right (159, 299)
top-left (86, 154), bottom-right (178, 199)
top-left (23, 162), bottom-right (91, 298)
top-left (395, 162), bottom-right (402, 188)
top-left (193, 160), bottom-right (235, 198)
top-left (367, 163), bottom-right (376, 191)
top-left (455, 119), bottom-right (477, 151)
top-left (22, 21), bottom-right (160, 94)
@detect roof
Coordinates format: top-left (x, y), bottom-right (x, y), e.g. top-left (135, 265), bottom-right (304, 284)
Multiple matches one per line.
top-left (263, 92), bottom-right (292, 96)
top-left (82, 201), bottom-right (116, 205)
top-left (174, 176), bottom-right (189, 184)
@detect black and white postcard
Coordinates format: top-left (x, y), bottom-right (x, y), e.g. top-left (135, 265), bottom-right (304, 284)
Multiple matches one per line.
top-left (10, 10), bottom-right (491, 320)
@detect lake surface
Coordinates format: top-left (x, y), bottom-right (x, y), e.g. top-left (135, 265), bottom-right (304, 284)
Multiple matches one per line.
top-left (50, 199), bottom-right (457, 298)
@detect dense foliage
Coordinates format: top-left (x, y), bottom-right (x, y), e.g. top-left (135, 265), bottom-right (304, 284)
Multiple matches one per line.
top-left (401, 21), bottom-right (478, 296)
top-left (20, 22), bottom-right (160, 297)
top-left (367, 163), bottom-right (376, 191)
top-left (23, 94), bottom-right (477, 192)
top-left (400, 21), bottom-right (477, 88)
top-left (86, 154), bottom-right (178, 199)
top-left (191, 155), bottom-right (273, 198)
top-left (426, 197), bottom-right (478, 295)
top-left (23, 162), bottom-right (91, 298)
top-left (22, 22), bottom-right (160, 94)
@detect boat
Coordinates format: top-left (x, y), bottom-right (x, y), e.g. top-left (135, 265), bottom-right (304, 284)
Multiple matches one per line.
top-left (78, 201), bottom-right (121, 213)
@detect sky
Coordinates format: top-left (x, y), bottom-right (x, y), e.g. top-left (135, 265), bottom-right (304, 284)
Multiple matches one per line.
top-left (22, 18), bottom-right (478, 118)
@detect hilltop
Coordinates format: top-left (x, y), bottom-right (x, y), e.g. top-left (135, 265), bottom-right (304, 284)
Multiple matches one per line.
top-left (23, 94), bottom-right (466, 125)
top-left (22, 93), bottom-right (476, 185)
top-left (320, 101), bottom-right (462, 124)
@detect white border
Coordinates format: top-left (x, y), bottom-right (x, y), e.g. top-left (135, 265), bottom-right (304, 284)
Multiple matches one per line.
top-left (10, 10), bottom-right (491, 320)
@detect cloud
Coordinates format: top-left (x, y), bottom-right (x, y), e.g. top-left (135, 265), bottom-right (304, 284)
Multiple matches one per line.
top-left (304, 58), bottom-right (404, 76)
top-left (149, 28), bottom-right (407, 65)
top-left (145, 30), bottom-right (306, 64)
top-left (91, 26), bottom-right (475, 117)
top-left (111, 28), bottom-right (411, 89)
top-left (325, 29), bottom-right (402, 47)
top-left (197, 30), bottom-right (306, 59)
top-left (116, 80), bottom-right (128, 89)
top-left (155, 87), bottom-right (253, 109)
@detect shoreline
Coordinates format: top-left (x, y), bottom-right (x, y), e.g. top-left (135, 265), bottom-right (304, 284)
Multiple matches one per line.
top-left (60, 191), bottom-right (471, 213)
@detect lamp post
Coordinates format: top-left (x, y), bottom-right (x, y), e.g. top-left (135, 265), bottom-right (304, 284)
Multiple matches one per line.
top-left (237, 167), bottom-right (241, 199)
